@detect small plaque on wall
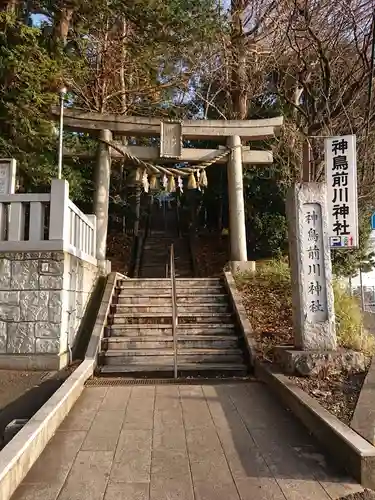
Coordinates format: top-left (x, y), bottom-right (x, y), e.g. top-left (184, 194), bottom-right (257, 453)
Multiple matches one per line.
top-left (160, 121), bottom-right (182, 159)
top-left (0, 159), bottom-right (16, 194)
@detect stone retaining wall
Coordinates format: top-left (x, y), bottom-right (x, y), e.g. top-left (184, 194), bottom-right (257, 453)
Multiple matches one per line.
top-left (0, 251), bottom-right (98, 370)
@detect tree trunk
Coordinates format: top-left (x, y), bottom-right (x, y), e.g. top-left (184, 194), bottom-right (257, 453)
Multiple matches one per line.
top-left (231, 0), bottom-right (248, 120)
top-left (0, 0), bottom-right (19, 14)
top-left (52, 2), bottom-right (74, 45)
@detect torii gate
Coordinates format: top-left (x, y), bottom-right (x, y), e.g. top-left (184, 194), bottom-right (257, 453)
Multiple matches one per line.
top-left (53, 108), bottom-right (283, 266)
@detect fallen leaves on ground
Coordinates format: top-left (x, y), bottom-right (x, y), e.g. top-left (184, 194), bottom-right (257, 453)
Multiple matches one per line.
top-left (290, 370), bottom-right (368, 425)
top-left (106, 232), bottom-right (133, 274)
top-left (236, 272), bottom-right (294, 361)
top-left (338, 490), bottom-right (375, 500)
top-left (236, 268), bottom-right (369, 425)
top-left (193, 234), bottom-right (229, 277)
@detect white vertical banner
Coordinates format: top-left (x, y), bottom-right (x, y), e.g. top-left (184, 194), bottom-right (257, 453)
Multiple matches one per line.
top-left (325, 135), bottom-right (358, 249)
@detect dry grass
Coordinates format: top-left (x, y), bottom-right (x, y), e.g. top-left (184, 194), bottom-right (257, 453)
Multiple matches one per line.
top-left (333, 282), bottom-right (375, 355)
top-left (235, 259), bottom-right (375, 357)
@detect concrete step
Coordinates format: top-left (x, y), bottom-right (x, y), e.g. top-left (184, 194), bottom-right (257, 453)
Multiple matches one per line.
top-left (110, 314), bottom-right (172, 325)
top-left (106, 325), bottom-right (173, 336)
top-left (110, 313), bottom-right (233, 325)
top-left (106, 324), bottom-right (236, 337)
top-left (102, 336), bottom-right (239, 350)
top-left (101, 349), bottom-right (243, 365)
top-left (178, 312), bottom-right (233, 321)
top-left (176, 279), bottom-right (222, 286)
top-left (118, 288), bottom-right (171, 296)
top-left (99, 363), bottom-right (248, 375)
top-left (178, 304), bottom-right (229, 313)
top-left (117, 278), bottom-right (221, 288)
top-left (117, 295), bottom-right (171, 305)
top-left (117, 279), bottom-right (169, 288)
top-left (176, 285), bottom-right (224, 293)
top-left (113, 305), bottom-right (173, 314)
top-left (112, 304), bottom-right (229, 314)
top-left (177, 324), bottom-right (236, 334)
top-left (177, 295), bottom-right (227, 304)
top-left (117, 286), bottom-right (224, 297)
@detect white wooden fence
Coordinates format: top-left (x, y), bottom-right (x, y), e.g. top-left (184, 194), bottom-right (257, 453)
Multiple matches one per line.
top-left (0, 179), bottom-right (97, 263)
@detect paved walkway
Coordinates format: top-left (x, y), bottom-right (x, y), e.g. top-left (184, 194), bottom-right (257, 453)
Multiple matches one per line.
top-left (0, 370), bottom-right (51, 410)
top-left (11, 382), bottom-right (364, 500)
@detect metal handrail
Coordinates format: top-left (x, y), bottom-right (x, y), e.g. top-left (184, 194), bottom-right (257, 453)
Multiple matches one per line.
top-left (170, 244), bottom-right (178, 378)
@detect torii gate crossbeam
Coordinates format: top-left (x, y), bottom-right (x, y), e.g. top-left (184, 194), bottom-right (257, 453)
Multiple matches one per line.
top-left (52, 108), bottom-right (283, 266)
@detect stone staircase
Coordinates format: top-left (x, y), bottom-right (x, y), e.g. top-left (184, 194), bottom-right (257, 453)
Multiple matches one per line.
top-left (140, 234), bottom-right (193, 278)
top-left (98, 277), bottom-right (248, 376)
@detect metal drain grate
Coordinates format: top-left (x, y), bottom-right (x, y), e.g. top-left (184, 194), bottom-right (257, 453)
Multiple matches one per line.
top-left (85, 376), bottom-right (256, 386)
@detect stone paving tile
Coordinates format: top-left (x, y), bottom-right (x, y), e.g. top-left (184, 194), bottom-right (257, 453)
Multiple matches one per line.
top-left (185, 426), bottom-right (222, 455)
top-left (230, 387), bottom-right (332, 500)
top-left (81, 410), bottom-right (125, 451)
top-left (154, 405), bottom-right (183, 429)
top-left (104, 482), bottom-right (150, 500)
top-left (10, 383), bottom-right (366, 500)
top-left (235, 477), bottom-right (286, 500)
top-left (58, 406), bottom-right (98, 432)
top-left (193, 480), bottom-right (240, 500)
top-left (154, 385), bottom-right (180, 411)
top-left (74, 387), bottom-right (108, 410)
top-left (59, 387), bottom-right (107, 432)
top-left (154, 401), bottom-right (184, 429)
top-left (151, 449), bottom-right (191, 480)
top-left (57, 450), bottom-right (113, 500)
top-left (153, 425), bottom-right (186, 451)
top-left (100, 387), bottom-right (131, 411)
top-left (150, 477), bottom-right (195, 500)
top-left (111, 429), bottom-right (152, 483)
top-left (123, 386), bottom-right (155, 430)
top-left (11, 482), bottom-right (63, 500)
top-left (23, 430), bottom-right (86, 485)
top-left (179, 385), bottom-right (214, 429)
top-left (190, 456), bottom-right (235, 484)
top-left (291, 447), bottom-right (364, 499)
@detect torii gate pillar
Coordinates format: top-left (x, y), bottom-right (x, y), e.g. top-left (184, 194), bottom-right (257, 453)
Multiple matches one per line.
top-left (94, 129), bottom-right (112, 263)
top-left (227, 135), bottom-right (247, 262)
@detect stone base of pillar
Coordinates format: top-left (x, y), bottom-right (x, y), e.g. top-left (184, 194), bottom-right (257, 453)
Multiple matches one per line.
top-left (273, 345), bottom-right (365, 377)
top-left (229, 261), bottom-right (256, 275)
top-left (97, 259), bottom-right (112, 276)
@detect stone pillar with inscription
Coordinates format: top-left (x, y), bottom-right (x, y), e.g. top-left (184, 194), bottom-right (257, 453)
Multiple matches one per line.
top-left (287, 182), bottom-right (336, 350)
top-left (274, 182), bottom-right (365, 376)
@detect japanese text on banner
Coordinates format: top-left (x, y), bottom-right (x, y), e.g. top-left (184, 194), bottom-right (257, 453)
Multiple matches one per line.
top-left (325, 135), bottom-right (358, 249)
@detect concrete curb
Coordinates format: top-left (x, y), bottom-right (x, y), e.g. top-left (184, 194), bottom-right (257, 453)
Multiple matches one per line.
top-left (351, 356), bottom-right (375, 445)
top-left (255, 360), bottom-right (375, 489)
top-left (0, 271), bottom-right (123, 500)
top-left (223, 270), bottom-right (257, 366)
top-left (86, 272), bottom-right (124, 362)
top-left (0, 359), bottom-right (94, 500)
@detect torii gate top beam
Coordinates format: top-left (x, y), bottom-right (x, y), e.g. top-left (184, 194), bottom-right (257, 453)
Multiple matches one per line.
top-left (52, 108), bottom-right (283, 141)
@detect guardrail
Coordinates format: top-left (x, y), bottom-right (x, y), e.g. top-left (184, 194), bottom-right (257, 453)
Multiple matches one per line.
top-left (0, 179), bottom-right (96, 263)
top-left (170, 244), bottom-right (178, 379)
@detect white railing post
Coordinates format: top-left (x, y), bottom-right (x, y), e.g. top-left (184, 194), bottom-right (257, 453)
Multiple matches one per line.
top-left (29, 202), bottom-right (44, 241)
top-left (87, 215), bottom-right (97, 258)
top-left (50, 179), bottom-right (70, 243)
top-left (0, 203), bottom-right (5, 240)
top-left (8, 202), bottom-right (24, 241)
